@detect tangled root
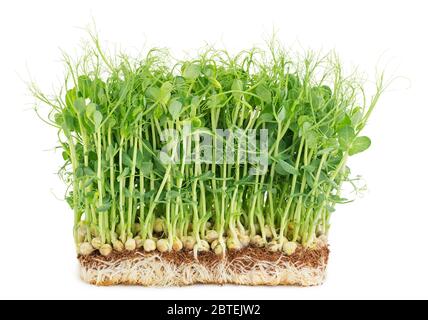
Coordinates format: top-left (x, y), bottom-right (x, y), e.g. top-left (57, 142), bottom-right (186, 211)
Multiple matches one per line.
top-left (79, 244), bottom-right (329, 287)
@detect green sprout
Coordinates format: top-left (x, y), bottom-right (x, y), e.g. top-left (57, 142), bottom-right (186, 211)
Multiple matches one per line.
top-left (33, 35), bottom-right (383, 257)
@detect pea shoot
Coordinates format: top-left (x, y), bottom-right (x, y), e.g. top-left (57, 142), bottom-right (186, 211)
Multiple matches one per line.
top-left (34, 34), bottom-right (383, 286)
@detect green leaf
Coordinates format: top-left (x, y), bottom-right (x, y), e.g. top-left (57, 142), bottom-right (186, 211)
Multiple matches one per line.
top-left (276, 159), bottom-right (299, 176)
top-left (93, 111), bottom-right (103, 131)
top-left (83, 177), bottom-right (94, 188)
top-left (147, 86), bottom-right (160, 101)
top-left (168, 100), bottom-right (182, 120)
top-left (349, 136), bottom-right (371, 156)
top-left (107, 117), bottom-right (116, 128)
top-left (303, 163), bottom-right (316, 173)
top-left (210, 77), bottom-right (222, 89)
top-left (338, 126), bottom-right (355, 150)
top-left (277, 107), bottom-right (286, 122)
top-left (76, 167), bottom-right (84, 178)
top-left (256, 85), bottom-right (271, 104)
top-left (298, 115), bottom-right (311, 127)
top-left (305, 130), bottom-right (318, 149)
top-left (140, 162), bottom-right (153, 175)
top-left (122, 153), bottom-right (133, 167)
top-left (62, 151), bottom-right (69, 161)
top-left (183, 64), bottom-right (201, 80)
top-left (63, 112), bottom-right (76, 132)
top-left (85, 103), bottom-right (96, 118)
top-left (84, 167), bottom-right (96, 176)
top-left (231, 79), bottom-right (243, 101)
top-left (74, 98), bottom-right (86, 114)
top-left (154, 104), bottom-right (163, 118)
top-left (160, 81), bottom-right (173, 105)
top-left (65, 89), bottom-right (77, 108)
top-left (96, 203), bottom-right (111, 213)
top-left (337, 114), bottom-right (352, 130)
top-left (117, 167), bottom-right (130, 181)
top-left (77, 75), bottom-right (92, 98)
top-left (88, 151), bottom-right (97, 161)
top-left (166, 190), bottom-right (181, 200)
top-left (305, 172), bottom-right (314, 188)
top-left (257, 113), bottom-right (274, 124)
top-left (351, 107), bottom-right (363, 126)
top-left (97, 87), bottom-right (107, 104)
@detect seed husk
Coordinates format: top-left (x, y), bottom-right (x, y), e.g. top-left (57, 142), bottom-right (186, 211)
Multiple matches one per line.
top-left (195, 240), bottom-right (210, 252)
top-left (205, 230), bottom-right (218, 243)
top-left (143, 239), bottom-right (156, 252)
top-left (226, 237), bottom-right (242, 251)
top-left (99, 244), bottom-right (113, 256)
top-left (250, 235), bottom-right (266, 248)
top-left (201, 240), bottom-right (210, 250)
top-left (214, 244), bottom-right (224, 256)
top-left (157, 239), bottom-right (169, 252)
top-left (283, 241), bottom-right (298, 256)
top-left (264, 226), bottom-right (273, 239)
top-left (112, 240), bottom-right (124, 252)
top-left (134, 236), bottom-right (144, 248)
top-left (153, 218), bottom-right (164, 233)
top-left (125, 238), bottom-right (137, 251)
top-left (77, 225), bottom-right (87, 242)
top-left (91, 237), bottom-right (102, 250)
top-left (317, 235), bottom-right (328, 244)
top-left (79, 242), bottom-right (94, 256)
top-left (172, 238), bottom-right (183, 251)
top-left (211, 239), bottom-right (219, 250)
top-left (90, 227), bottom-right (98, 238)
top-left (182, 236), bottom-right (195, 250)
top-left (239, 234), bottom-right (250, 247)
top-left (267, 241), bottom-right (279, 252)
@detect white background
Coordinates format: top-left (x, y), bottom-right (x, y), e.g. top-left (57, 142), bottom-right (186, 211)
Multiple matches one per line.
top-left (0, 0), bottom-right (427, 300)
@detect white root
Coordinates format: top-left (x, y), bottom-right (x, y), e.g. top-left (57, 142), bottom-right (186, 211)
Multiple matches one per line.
top-left (79, 251), bottom-right (327, 286)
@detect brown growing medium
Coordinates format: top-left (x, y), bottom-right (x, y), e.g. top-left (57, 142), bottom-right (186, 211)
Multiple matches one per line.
top-left (79, 245), bottom-right (329, 269)
top-left (78, 244), bottom-right (329, 286)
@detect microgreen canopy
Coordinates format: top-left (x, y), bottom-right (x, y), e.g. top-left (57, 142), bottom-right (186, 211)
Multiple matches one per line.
top-left (33, 36), bottom-right (383, 255)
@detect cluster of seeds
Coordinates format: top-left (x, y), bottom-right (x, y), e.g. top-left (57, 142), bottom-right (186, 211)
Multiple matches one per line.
top-left (77, 218), bottom-right (324, 256)
top-left (34, 35), bottom-right (382, 258)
